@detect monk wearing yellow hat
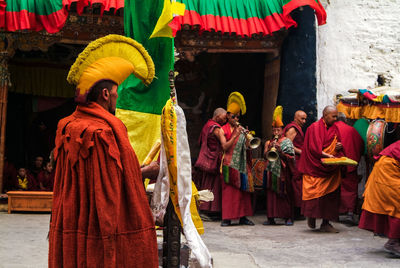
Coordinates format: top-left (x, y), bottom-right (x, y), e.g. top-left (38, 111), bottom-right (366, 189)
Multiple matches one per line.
top-left (220, 92), bottom-right (254, 226)
top-left (263, 106), bottom-right (296, 226)
top-left (48, 35), bottom-right (158, 267)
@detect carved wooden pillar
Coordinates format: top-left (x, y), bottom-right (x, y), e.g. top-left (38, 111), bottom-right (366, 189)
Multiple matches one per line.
top-left (262, 52), bottom-right (281, 140)
top-left (163, 200), bottom-right (181, 268)
top-left (0, 49), bottom-right (11, 193)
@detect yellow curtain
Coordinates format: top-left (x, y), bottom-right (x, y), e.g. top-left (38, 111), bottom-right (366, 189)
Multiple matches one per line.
top-left (8, 63), bottom-right (75, 98)
top-left (337, 101), bottom-right (400, 123)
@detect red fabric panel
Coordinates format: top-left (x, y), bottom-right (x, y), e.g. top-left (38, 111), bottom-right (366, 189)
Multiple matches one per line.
top-left (63, 0), bottom-right (124, 15)
top-left (283, 0), bottom-right (327, 26)
top-left (3, 8), bottom-right (68, 33)
top-left (301, 188), bottom-right (340, 221)
top-left (298, 118), bottom-right (343, 177)
top-left (221, 181), bottom-right (252, 220)
top-left (171, 10), bottom-right (292, 37)
top-left (359, 210), bottom-right (400, 239)
top-left (0, 1), bottom-right (6, 29)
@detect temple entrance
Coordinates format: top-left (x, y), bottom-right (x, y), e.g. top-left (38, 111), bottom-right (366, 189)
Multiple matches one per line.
top-left (175, 52), bottom-right (269, 161)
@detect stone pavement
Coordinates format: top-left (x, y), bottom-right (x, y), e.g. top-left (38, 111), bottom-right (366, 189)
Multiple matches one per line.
top-left (0, 212), bottom-right (399, 267)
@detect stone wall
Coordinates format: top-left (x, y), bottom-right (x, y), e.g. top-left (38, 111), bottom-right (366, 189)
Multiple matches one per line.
top-left (317, 0), bottom-right (400, 116)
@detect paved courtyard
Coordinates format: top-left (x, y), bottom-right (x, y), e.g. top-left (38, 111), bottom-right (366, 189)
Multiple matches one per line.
top-left (0, 212), bottom-right (398, 267)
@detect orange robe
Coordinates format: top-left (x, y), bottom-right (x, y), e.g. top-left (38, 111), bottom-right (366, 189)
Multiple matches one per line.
top-left (359, 144), bottom-right (400, 239)
top-left (49, 103), bottom-right (158, 268)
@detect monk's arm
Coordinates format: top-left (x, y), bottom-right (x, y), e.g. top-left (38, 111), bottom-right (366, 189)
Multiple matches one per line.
top-left (214, 128), bottom-right (238, 151)
top-left (285, 127), bottom-right (302, 155)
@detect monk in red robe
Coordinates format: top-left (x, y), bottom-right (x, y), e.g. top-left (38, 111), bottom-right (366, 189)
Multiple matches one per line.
top-left (220, 110), bottom-right (254, 226)
top-left (359, 140), bottom-right (400, 256)
top-left (283, 110), bottom-right (307, 217)
top-left (2, 158), bottom-right (17, 192)
top-left (48, 35), bottom-right (158, 268)
top-left (298, 106), bottom-right (344, 233)
top-left (15, 167), bottom-right (38, 191)
top-left (193, 108), bottom-right (237, 218)
top-left (336, 114), bottom-right (364, 221)
top-left (37, 162), bottom-right (55, 191)
top-left (264, 122), bottom-right (295, 226)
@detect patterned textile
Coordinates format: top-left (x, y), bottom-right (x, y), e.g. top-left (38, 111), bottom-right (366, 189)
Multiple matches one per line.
top-left (229, 133), bottom-right (247, 174)
top-left (266, 137), bottom-right (294, 193)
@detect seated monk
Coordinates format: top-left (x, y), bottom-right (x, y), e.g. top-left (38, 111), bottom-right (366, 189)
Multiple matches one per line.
top-left (37, 162), bottom-right (55, 191)
top-left (298, 105), bottom-right (344, 233)
top-left (359, 140), bottom-right (400, 256)
top-left (16, 167), bottom-right (38, 191)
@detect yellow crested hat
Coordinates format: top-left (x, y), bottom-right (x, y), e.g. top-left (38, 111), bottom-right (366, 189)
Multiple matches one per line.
top-left (227, 91), bottom-right (246, 115)
top-left (67, 34), bottom-right (155, 103)
top-left (272, 105), bottom-right (284, 127)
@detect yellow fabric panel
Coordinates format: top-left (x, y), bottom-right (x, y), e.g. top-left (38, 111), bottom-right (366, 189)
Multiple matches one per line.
top-left (337, 102), bottom-right (400, 123)
top-left (363, 156), bottom-right (400, 218)
top-left (115, 108), bottom-right (161, 164)
top-left (8, 64), bottom-right (74, 98)
top-left (302, 136), bottom-right (341, 200)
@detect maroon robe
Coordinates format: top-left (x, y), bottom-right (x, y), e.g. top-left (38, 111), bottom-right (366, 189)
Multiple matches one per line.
top-left (221, 124), bottom-right (253, 220)
top-left (265, 136), bottom-right (294, 219)
top-left (193, 119), bottom-right (223, 212)
top-left (298, 118), bottom-right (343, 221)
top-left (336, 121), bottom-right (364, 214)
top-left (283, 121), bottom-right (305, 207)
top-left (37, 170), bottom-right (55, 191)
top-left (2, 160), bottom-right (17, 192)
top-left (49, 103), bottom-right (158, 268)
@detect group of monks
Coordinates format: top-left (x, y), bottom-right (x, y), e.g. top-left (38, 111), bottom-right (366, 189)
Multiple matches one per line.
top-left (2, 156), bottom-right (54, 192)
top-left (194, 102), bottom-right (400, 256)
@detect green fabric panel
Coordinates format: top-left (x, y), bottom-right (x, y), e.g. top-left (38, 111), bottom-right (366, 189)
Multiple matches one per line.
top-left (222, 165), bottom-right (229, 183)
top-left (178, 0), bottom-right (284, 18)
top-left (8, 63), bottom-right (74, 98)
top-left (5, 0), bottom-right (63, 16)
top-left (118, 0), bottom-right (172, 115)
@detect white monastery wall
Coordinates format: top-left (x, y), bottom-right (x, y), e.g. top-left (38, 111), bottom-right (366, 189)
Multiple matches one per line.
top-left (316, 0), bottom-right (400, 117)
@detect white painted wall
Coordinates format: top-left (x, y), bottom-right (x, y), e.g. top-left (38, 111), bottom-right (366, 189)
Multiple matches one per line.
top-left (316, 0), bottom-right (400, 117)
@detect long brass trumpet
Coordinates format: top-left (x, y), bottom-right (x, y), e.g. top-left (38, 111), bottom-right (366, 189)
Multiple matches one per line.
top-left (266, 135), bottom-right (279, 161)
top-left (235, 122), bottom-right (261, 149)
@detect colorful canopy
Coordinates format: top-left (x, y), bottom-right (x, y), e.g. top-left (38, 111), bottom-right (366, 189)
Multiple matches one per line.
top-left (170, 0), bottom-right (327, 37)
top-left (1, 0), bottom-right (326, 36)
top-left (337, 87), bottom-right (400, 123)
top-left (0, 0), bottom-right (123, 33)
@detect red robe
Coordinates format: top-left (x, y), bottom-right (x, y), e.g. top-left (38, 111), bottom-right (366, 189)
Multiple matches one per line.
top-left (298, 118), bottom-right (343, 221)
top-left (265, 136), bottom-right (294, 219)
top-left (49, 103), bottom-right (158, 268)
top-left (283, 121), bottom-right (305, 207)
top-left (221, 124), bottom-right (253, 220)
top-left (336, 121), bottom-right (364, 214)
top-left (2, 161), bottom-right (17, 192)
top-left (37, 170), bottom-right (55, 191)
top-left (193, 119), bottom-right (223, 212)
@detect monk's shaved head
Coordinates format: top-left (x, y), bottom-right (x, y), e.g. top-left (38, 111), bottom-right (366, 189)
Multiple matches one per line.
top-left (213, 108), bottom-right (227, 125)
top-left (294, 110), bottom-right (307, 127)
top-left (322, 105), bottom-right (337, 116)
top-left (213, 108), bottom-right (226, 118)
top-left (322, 105), bottom-right (338, 126)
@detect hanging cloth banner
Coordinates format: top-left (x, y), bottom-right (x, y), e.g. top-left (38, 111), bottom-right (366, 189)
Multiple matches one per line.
top-left (152, 98), bottom-right (212, 268)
